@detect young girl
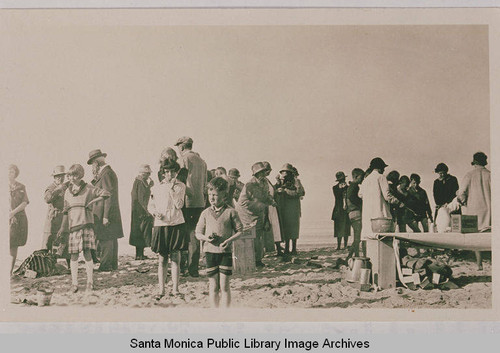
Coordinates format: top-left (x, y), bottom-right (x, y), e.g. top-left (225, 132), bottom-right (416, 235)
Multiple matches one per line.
top-left (195, 177), bottom-right (243, 308)
top-left (58, 164), bottom-right (110, 293)
top-left (149, 159), bottom-right (187, 299)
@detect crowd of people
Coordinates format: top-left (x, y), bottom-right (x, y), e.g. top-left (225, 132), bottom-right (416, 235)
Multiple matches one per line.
top-left (8, 136), bottom-right (305, 308)
top-left (331, 152), bottom-right (491, 269)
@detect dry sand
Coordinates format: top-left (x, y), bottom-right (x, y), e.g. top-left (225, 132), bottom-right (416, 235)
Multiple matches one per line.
top-left (10, 247), bottom-right (491, 309)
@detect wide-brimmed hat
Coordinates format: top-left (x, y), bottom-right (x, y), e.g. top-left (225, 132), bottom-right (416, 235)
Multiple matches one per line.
top-left (87, 149), bottom-right (107, 165)
top-left (251, 162), bottom-right (267, 176)
top-left (174, 136), bottom-right (193, 146)
top-left (335, 171), bottom-right (346, 181)
top-left (51, 165), bottom-right (66, 176)
top-left (279, 163), bottom-right (295, 173)
top-left (434, 163), bottom-right (449, 173)
top-left (472, 152), bottom-right (487, 166)
top-left (369, 157), bottom-right (388, 170)
top-left (228, 168), bottom-right (240, 178)
top-left (138, 164), bottom-right (152, 174)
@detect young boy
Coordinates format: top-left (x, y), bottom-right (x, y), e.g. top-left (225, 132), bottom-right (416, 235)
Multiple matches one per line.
top-left (195, 177), bottom-right (243, 308)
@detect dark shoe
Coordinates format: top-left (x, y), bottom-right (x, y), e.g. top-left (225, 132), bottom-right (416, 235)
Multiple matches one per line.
top-left (97, 267), bottom-right (112, 272)
top-left (256, 261), bottom-right (266, 268)
top-left (291, 250), bottom-right (297, 256)
top-left (189, 272), bottom-right (200, 278)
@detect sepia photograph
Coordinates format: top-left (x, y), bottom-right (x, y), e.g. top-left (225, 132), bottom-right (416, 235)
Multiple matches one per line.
top-left (1, 8), bottom-right (497, 321)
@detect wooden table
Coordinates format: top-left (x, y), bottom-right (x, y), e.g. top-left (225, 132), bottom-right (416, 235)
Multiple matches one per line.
top-left (366, 232), bottom-right (491, 289)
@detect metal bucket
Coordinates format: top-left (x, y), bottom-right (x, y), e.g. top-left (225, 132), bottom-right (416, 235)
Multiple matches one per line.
top-left (346, 257), bottom-right (370, 283)
top-left (359, 268), bottom-right (371, 285)
top-left (371, 218), bottom-right (395, 233)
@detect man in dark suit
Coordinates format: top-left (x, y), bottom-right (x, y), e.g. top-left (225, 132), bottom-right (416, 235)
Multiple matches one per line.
top-left (88, 149), bottom-right (124, 271)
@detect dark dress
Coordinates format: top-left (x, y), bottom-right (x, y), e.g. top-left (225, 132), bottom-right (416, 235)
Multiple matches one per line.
top-left (10, 181), bottom-right (29, 248)
top-left (331, 183), bottom-right (350, 238)
top-left (275, 180), bottom-right (304, 241)
top-left (129, 177), bottom-right (153, 248)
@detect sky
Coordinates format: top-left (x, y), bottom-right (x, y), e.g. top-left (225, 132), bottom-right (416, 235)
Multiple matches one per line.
top-left (2, 23), bottom-right (490, 257)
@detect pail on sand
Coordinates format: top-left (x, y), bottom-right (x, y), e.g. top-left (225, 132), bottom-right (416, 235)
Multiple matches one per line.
top-left (359, 268), bottom-right (371, 285)
top-left (36, 282), bottom-right (54, 306)
top-left (346, 257), bottom-right (370, 283)
top-left (371, 218), bottom-right (395, 233)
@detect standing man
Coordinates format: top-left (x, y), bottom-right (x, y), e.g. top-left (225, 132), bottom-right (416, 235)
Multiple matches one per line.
top-left (42, 165), bottom-right (69, 252)
top-left (433, 162), bottom-right (459, 221)
top-left (88, 149), bottom-right (124, 271)
top-left (175, 136), bottom-right (207, 277)
top-left (236, 162), bottom-right (276, 267)
top-left (457, 152), bottom-right (491, 270)
top-left (228, 168), bottom-right (244, 203)
top-left (332, 171), bottom-right (350, 250)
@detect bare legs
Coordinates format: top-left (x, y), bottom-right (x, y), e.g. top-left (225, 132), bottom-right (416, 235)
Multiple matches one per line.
top-left (157, 251), bottom-right (181, 297)
top-left (10, 246), bottom-right (18, 275)
top-left (208, 273), bottom-right (231, 308)
top-left (475, 251), bottom-right (483, 270)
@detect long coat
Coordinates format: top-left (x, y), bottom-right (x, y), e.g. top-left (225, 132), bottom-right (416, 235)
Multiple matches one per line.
top-left (331, 183), bottom-right (350, 238)
top-left (457, 165), bottom-right (491, 231)
top-left (129, 176), bottom-right (153, 248)
top-left (91, 165), bottom-right (124, 241)
top-left (43, 181), bottom-right (68, 236)
top-left (275, 180), bottom-right (304, 241)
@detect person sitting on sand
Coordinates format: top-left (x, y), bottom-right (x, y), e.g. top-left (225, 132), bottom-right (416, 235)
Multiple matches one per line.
top-left (195, 177), bottom-right (243, 308)
top-left (57, 164), bottom-right (110, 293)
top-left (149, 159), bottom-right (188, 299)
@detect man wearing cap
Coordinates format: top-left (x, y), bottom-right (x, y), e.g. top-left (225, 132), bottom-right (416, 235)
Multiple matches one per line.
top-left (88, 149), bottom-right (124, 271)
top-left (175, 136), bottom-right (207, 277)
top-left (228, 168), bottom-right (244, 202)
top-left (236, 162), bottom-right (276, 267)
top-left (129, 164), bottom-right (154, 260)
top-left (433, 162), bottom-right (460, 220)
top-left (359, 158), bottom-right (398, 242)
top-left (331, 171), bottom-right (350, 251)
top-left (42, 165), bottom-right (69, 252)
top-left (457, 152), bottom-right (491, 270)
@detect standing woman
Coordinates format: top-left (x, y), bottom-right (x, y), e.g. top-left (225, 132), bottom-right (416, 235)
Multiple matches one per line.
top-left (275, 163), bottom-right (305, 255)
top-left (9, 164), bottom-right (29, 275)
top-left (129, 164), bottom-right (154, 260)
top-left (149, 159), bottom-right (187, 298)
top-left (331, 171), bottom-right (350, 250)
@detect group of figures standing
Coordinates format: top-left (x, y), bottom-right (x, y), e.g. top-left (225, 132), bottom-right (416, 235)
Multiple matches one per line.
top-left (330, 152), bottom-right (491, 269)
top-left (9, 136), bottom-right (305, 308)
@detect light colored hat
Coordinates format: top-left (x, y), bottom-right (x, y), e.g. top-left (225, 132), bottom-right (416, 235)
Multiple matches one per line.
top-left (251, 162), bottom-right (267, 176)
top-left (174, 136), bottom-right (193, 146)
top-left (87, 149), bottom-right (107, 165)
top-left (139, 164), bottom-right (152, 174)
top-left (51, 165), bottom-right (66, 176)
top-left (279, 163), bottom-right (295, 173)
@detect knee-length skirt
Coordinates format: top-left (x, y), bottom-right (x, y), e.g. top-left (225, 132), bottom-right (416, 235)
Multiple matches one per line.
top-left (151, 224), bottom-right (188, 258)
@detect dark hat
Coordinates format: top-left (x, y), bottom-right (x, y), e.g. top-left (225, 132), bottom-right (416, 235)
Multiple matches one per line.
top-left (228, 168), bottom-right (240, 178)
top-left (51, 165), bottom-right (66, 176)
top-left (87, 149), bottom-right (107, 165)
top-left (251, 162), bottom-right (267, 176)
top-left (335, 171), bottom-right (346, 181)
top-left (174, 136), bottom-right (193, 146)
top-left (472, 152), bottom-right (487, 166)
top-left (279, 163), bottom-right (295, 173)
top-left (262, 161), bottom-right (271, 171)
top-left (291, 166), bottom-right (299, 176)
top-left (161, 159), bottom-right (180, 172)
top-left (434, 163), bottom-right (449, 173)
top-left (369, 157), bottom-right (388, 170)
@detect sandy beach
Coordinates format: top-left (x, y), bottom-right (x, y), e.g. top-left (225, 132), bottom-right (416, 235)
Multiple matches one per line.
top-left (10, 245), bottom-right (491, 309)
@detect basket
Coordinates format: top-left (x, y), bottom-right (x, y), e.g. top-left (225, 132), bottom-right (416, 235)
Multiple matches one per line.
top-left (371, 218), bottom-right (395, 233)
